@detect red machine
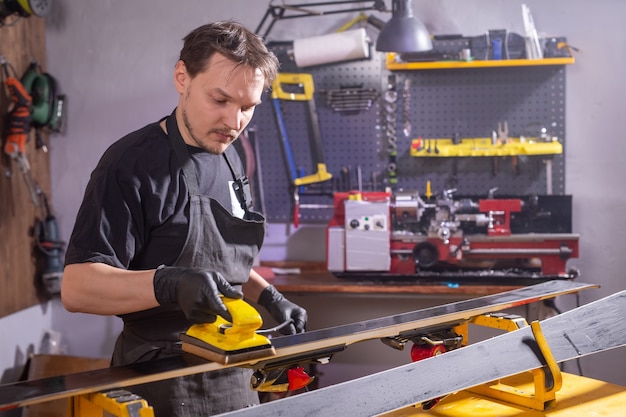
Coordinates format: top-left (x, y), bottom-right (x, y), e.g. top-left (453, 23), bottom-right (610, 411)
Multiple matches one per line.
top-left (327, 190), bottom-right (579, 279)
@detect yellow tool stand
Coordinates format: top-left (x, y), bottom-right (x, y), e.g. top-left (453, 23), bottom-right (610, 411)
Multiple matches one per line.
top-left (383, 373), bottom-right (626, 417)
top-left (69, 389), bottom-right (154, 417)
top-left (384, 313), bottom-right (626, 417)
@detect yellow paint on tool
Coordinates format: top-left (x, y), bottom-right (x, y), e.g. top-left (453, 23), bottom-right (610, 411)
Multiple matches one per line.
top-left (425, 181), bottom-right (432, 199)
top-left (271, 73), bottom-right (315, 101)
top-left (410, 138), bottom-right (562, 157)
top-left (185, 298), bottom-right (271, 354)
top-left (381, 373), bottom-right (626, 417)
top-left (16, 0), bottom-right (33, 14)
top-left (271, 72), bottom-right (333, 188)
top-left (471, 314), bottom-right (528, 332)
top-left (468, 320), bottom-right (562, 411)
top-left (336, 13), bottom-right (368, 33)
top-left (71, 391), bottom-right (154, 417)
top-left (293, 163), bottom-right (332, 186)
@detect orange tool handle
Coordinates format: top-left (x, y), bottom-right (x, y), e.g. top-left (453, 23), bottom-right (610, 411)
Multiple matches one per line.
top-left (4, 106), bottom-right (32, 155)
top-left (3, 77), bottom-right (32, 155)
top-left (4, 131), bottom-right (29, 155)
top-left (6, 76), bottom-right (32, 107)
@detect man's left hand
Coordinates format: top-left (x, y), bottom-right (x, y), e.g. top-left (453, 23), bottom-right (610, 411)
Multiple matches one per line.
top-left (258, 285), bottom-right (307, 335)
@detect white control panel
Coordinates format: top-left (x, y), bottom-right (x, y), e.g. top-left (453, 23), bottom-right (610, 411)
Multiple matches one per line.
top-left (344, 199), bottom-right (391, 271)
top-left (347, 214), bottom-right (387, 231)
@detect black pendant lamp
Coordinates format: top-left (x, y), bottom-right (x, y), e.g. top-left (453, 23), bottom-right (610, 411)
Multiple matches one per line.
top-left (375, 0), bottom-right (432, 52)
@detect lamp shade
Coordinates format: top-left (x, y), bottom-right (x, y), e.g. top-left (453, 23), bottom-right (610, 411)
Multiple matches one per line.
top-left (375, 0), bottom-right (432, 53)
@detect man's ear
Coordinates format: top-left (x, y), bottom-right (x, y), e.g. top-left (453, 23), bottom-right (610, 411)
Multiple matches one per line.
top-left (174, 60), bottom-right (189, 94)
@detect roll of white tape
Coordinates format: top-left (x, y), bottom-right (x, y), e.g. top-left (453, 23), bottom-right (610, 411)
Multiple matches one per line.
top-left (293, 28), bottom-right (370, 68)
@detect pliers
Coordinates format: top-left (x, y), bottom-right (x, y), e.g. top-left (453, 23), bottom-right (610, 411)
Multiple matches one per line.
top-left (497, 121), bottom-right (509, 144)
top-left (492, 121), bottom-right (509, 176)
top-left (497, 120), bottom-right (519, 174)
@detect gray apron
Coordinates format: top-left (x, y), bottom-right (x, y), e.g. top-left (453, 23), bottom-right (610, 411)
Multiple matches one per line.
top-left (111, 112), bottom-right (265, 416)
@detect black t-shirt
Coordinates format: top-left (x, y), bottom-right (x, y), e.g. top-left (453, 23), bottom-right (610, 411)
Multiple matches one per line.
top-left (65, 119), bottom-right (243, 271)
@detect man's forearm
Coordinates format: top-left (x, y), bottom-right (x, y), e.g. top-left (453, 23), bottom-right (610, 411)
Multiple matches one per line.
top-left (62, 263), bottom-right (273, 316)
top-left (243, 268), bottom-right (271, 303)
top-left (62, 263), bottom-right (159, 315)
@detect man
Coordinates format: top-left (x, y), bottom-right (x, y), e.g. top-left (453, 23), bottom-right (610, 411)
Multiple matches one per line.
top-left (62, 21), bottom-right (307, 416)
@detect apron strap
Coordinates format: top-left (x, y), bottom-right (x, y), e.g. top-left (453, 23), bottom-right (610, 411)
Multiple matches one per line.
top-left (165, 111), bottom-right (201, 195)
top-left (224, 149), bottom-right (254, 214)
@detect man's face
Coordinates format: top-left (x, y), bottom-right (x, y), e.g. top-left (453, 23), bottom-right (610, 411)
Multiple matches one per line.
top-left (174, 53), bottom-right (265, 154)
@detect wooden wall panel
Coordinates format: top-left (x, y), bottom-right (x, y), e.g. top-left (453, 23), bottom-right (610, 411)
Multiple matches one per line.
top-left (0, 17), bottom-right (51, 317)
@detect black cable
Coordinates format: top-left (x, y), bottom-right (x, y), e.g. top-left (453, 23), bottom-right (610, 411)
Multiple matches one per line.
top-left (258, 319), bottom-right (294, 335)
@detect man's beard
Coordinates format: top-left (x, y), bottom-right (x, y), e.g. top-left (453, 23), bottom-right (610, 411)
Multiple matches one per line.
top-left (181, 108), bottom-right (230, 155)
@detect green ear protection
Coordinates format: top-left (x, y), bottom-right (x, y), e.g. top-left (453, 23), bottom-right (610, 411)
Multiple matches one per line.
top-left (20, 62), bottom-right (64, 131)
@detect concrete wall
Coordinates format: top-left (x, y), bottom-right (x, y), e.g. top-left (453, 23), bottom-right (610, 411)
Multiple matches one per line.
top-left (1, 0), bottom-right (625, 392)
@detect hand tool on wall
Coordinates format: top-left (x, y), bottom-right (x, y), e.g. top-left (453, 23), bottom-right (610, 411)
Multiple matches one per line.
top-left (383, 74), bottom-right (398, 188)
top-left (322, 86), bottom-right (379, 114)
top-left (1, 57), bottom-right (41, 206)
top-left (0, 0), bottom-right (52, 24)
top-left (401, 78), bottom-right (411, 137)
top-left (497, 121), bottom-right (509, 144)
top-left (1, 58), bottom-right (65, 297)
top-left (522, 4), bottom-right (543, 59)
top-left (490, 120), bottom-right (508, 177)
top-left (20, 60), bottom-right (67, 151)
top-left (248, 126), bottom-right (268, 217)
top-left (271, 73), bottom-right (333, 226)
top-left (34, 192), bottom-right (65, 296)
top-left (497, 120), bottom-right (519, 175)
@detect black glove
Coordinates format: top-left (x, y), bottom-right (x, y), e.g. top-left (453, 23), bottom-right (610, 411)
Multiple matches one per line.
top-left (153, 266), bottom-right (243, 324)
top-left (258, 285), bottom-right (307, 335)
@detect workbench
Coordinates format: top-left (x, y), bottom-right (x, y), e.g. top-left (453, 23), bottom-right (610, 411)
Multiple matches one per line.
top-left (269, 270), bottom-right (522, 296)
top-left (258, 262), bottom-right (524, 297)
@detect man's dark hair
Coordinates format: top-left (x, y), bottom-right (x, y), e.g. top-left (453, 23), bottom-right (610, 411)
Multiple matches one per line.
top-left (180, 21), bottom-right (279, 88)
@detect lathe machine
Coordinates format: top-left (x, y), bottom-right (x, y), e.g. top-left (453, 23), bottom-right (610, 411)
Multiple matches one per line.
top-left (326, 189), bottom-right (579, 280)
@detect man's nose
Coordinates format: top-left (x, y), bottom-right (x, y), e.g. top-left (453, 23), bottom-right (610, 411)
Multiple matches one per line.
top-left (224, 107), bottom-right (244, 131)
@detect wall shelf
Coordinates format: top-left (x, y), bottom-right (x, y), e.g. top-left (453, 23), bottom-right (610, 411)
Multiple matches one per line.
top-left (386, 53), bottom-right (575, 71)
top-left (410, 138), bottom-right (563, 158)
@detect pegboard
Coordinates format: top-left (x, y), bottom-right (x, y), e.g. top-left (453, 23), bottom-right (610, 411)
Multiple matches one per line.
top-left (250, 43), bottom-right (567, 223)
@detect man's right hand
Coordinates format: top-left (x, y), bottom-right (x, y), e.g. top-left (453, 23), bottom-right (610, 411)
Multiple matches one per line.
top-left (153, 266), bottom-right (243, 324)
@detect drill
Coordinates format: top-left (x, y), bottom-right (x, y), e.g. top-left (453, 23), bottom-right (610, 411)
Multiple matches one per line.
top-left (35, 193), bottom-right (65, 296)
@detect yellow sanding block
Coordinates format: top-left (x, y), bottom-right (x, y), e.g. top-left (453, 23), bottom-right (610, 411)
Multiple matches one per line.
top-left (180, 297), bottom-right (275, 365)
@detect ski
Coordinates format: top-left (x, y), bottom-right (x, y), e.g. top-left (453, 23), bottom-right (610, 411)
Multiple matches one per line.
top-left (215, 290), bottom-right (626, 417)
top-left (0, 280), bottom-right (597, 411)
